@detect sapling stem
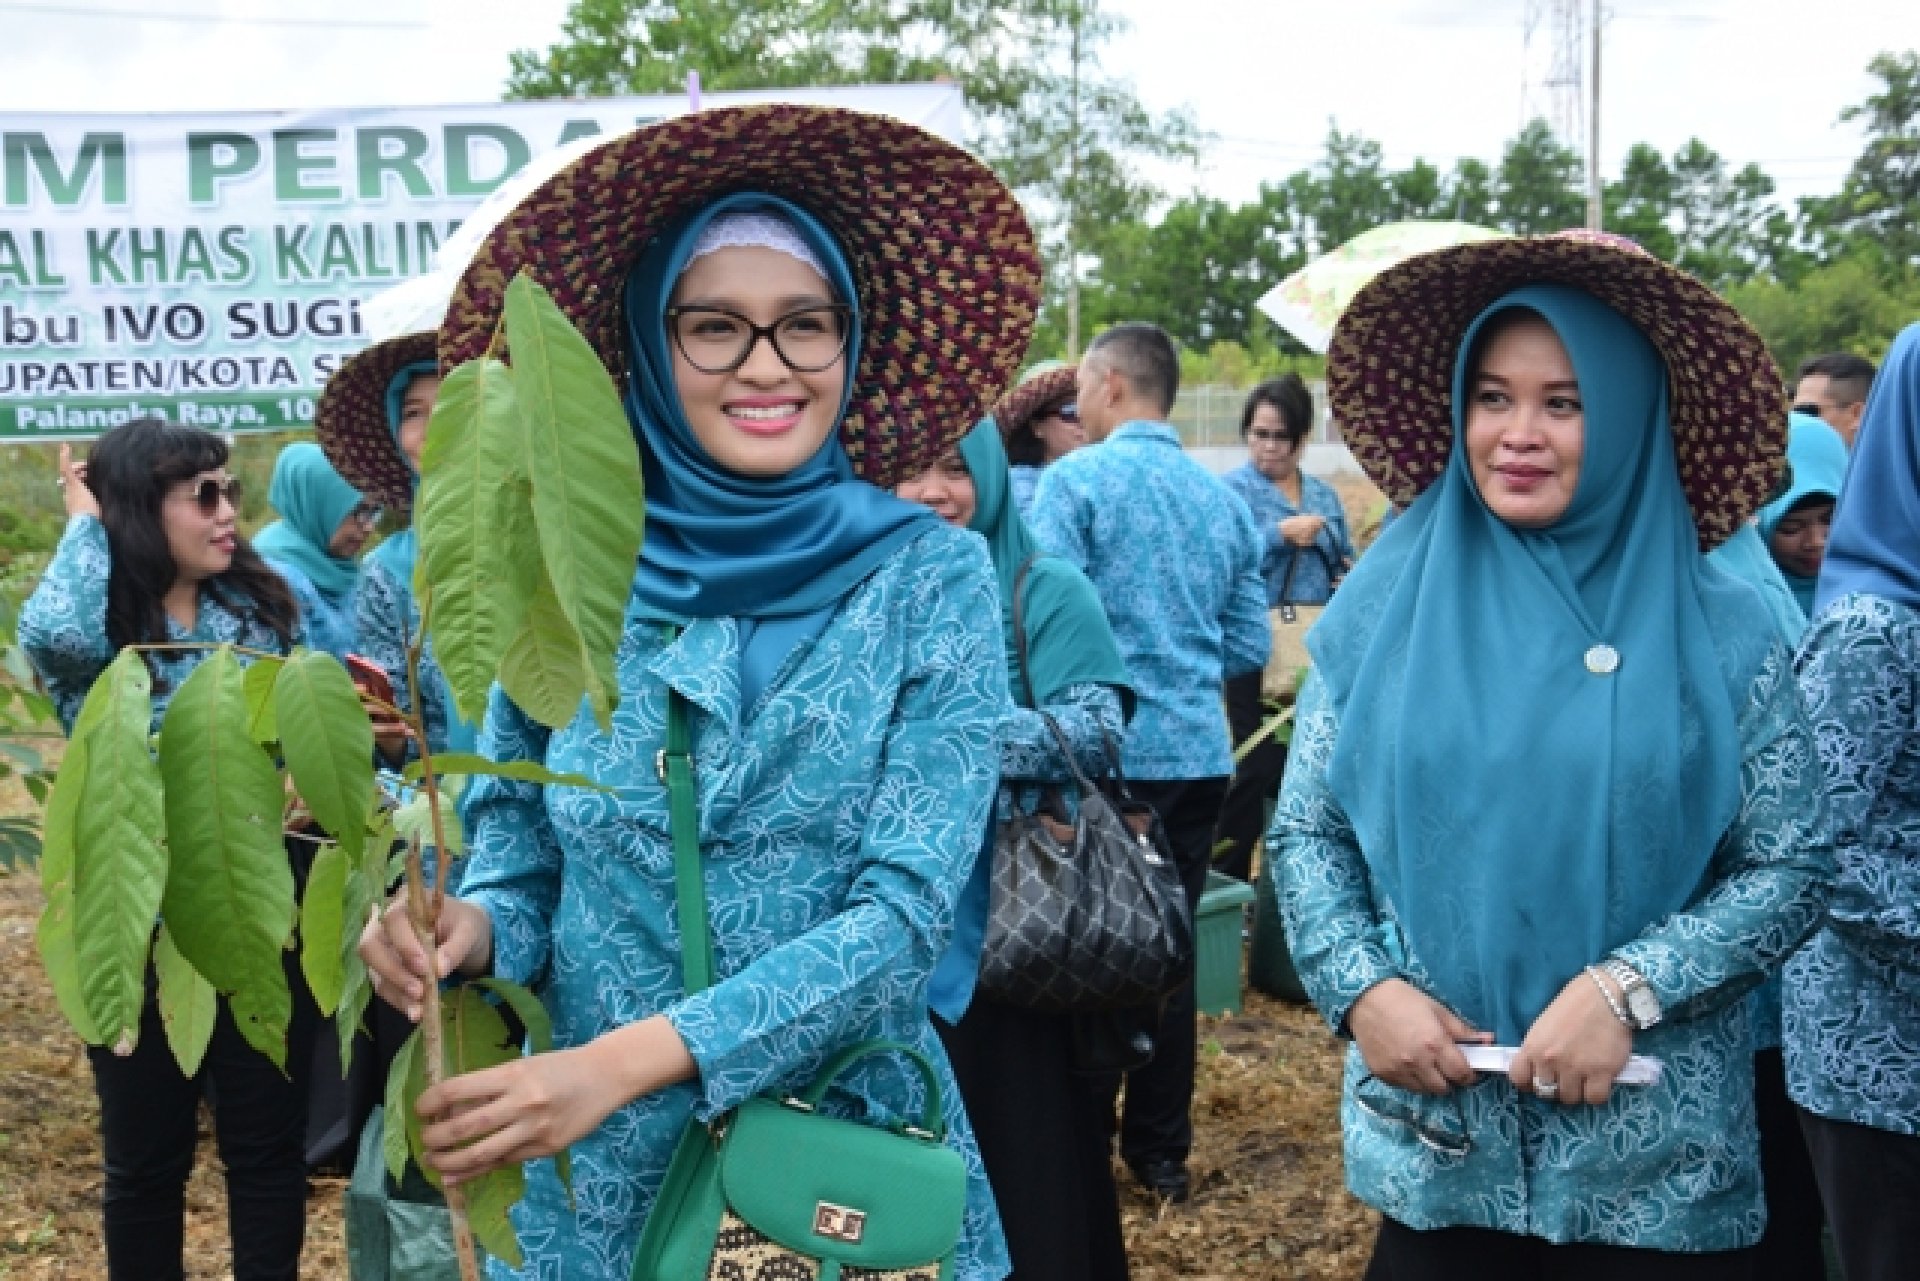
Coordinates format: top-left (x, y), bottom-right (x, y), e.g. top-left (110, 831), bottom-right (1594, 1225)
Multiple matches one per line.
top-left (404, 833), bottom-right (481, 1281)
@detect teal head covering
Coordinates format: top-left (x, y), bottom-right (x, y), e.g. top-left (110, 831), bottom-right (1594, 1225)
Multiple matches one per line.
top-left (955, 418), bottom-right (1132, 712)
top-left (252, 441), bottom-right (364, 603)
top-left (1758, 412), bottom-right (1849, 615)
top-left (365, 359), bottom-right (439, 593)
top-left (1707, 523), bottom-right (1808, 647)
top-left (1817, 322), bottom-right (1920, 614)
top-left (619, 192), bottom-right (936, 708)
top-left (1308, 284), bottom-right (1769, 1043)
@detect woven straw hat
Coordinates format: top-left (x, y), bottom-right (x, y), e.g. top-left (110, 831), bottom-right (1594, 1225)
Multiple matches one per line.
top-left (1326, 230), bottom-right (1786, 550)
top-left (313, 330), bottom-right (438, 513)
top-left (995, 363), bottom-right (1079, 445)
top-left (438, 105), bottom-right (1043, 490)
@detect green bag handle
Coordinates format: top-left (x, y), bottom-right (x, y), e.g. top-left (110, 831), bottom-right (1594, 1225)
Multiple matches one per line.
top-left (790, 1040), bottom-right (948, 1141)
top-left (662, 681), bottom-right (715, 995)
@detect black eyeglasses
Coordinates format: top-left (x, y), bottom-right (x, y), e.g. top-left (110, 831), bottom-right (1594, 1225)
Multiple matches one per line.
top-left (1248, 429), bottom-right (1296, 445)
top-left (177, 477), bottom-right (241, 515)
top-left (1353, 1074), bottom-right (1472, 1158)
top-left (665, 304), bottom-right (853, 375)
top-left (1791, 402), bottom-right (1827, 418)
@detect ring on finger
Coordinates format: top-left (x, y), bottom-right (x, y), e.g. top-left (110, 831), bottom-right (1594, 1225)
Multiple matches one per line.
top-left (1532, 1075), bottom-right (1559, 1099)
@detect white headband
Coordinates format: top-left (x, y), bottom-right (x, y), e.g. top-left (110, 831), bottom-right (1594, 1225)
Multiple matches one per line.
top-left (681, 212), bottom-right (830, 282)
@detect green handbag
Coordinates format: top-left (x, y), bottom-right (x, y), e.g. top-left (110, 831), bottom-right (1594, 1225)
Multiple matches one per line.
top-left (630, 688), bottom-right (969, 1281)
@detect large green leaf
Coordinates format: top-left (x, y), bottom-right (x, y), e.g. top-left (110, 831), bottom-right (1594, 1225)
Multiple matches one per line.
top-left (504, 273), bottom-right (644, 732)
top-left (497, 568), bottom-right (595, 730)
top-left (385, 1027), bottom-right (422, 1184)
top-left (403, 752), bottom-right (607, 793)
top-left (416, 356), bottom-right (540, 726)
top-left (71, 650), bottom-right (166, 1052)
top-left (472, 976), bottom-right (573, 1197)
top-left (442, 985), bottom-right (527, 1266)
top-left (275, 651), bottom-right (375, 864)
top-left (334, 857), bottom-right (381, 1076)
top-left (242, 654), bottom-right (284, 745)
top-left (36, 723), bottom-right (99, 1044)
top-left (154, 926), bottom-right (217, 1078)
top-left (158, 648), bottom-right (297, 1070)
top-left (299, 843), bottom-right (348, 1016)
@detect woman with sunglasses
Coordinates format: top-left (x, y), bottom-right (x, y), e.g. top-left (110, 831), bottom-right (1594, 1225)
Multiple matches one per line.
top-left (19, 417), bottom-right (312, 1280)
top-left (998, 362), bottom-right (1086, 517)
top-left (252, 440), bottom-right (373, 660)
top-left (357, 108), bottom-right (1039, 1280)
top-left (1216, 375), bottom-right (1353, 882)
top-left (1270, 233), bottom-right (1832, 1279)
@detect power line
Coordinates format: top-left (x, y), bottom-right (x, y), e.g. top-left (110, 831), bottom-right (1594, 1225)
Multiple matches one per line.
top-left (0, 2), bottom-right (429, 28)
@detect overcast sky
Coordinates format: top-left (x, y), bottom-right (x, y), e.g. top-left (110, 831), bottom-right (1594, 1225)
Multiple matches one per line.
top-left (2, 0), bottom-right (1908, 210)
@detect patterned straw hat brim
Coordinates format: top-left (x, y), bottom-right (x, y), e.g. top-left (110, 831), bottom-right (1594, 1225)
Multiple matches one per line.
top-left (313, 330), bottom-right (439, 513)
top-left (994, 365), bottom-right (1080, 443)
top-left (1326, 234), bottom-right (1786, 551)
top-left (439, 105), bottom-right (1043, 490)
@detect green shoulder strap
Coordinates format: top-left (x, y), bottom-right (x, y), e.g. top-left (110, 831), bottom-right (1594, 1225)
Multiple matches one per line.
top-left (662, 683), bottom-right (714, 994)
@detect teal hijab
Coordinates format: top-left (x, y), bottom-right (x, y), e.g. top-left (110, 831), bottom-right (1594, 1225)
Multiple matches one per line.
top-left (253, 442), bottom-right (363, 603)
top-left (1708, 523), bottom-right (1808, 646)
top-left (957, 419), bottom-right (1133, 712)
top-left (1758, 413), bottom-right (1849, 615)
top-left (620, 193), bottom-right (936, 709)
top-left (1309, 285), bottom-right (1767, 1043)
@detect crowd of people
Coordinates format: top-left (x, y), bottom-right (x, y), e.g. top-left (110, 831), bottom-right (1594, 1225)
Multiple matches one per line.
top-left (14, 103), bottom-right (1918, 1281)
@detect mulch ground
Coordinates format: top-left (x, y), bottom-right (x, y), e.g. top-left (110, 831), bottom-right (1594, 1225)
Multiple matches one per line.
top-left (0, 869), bottom-right (1371, 1278)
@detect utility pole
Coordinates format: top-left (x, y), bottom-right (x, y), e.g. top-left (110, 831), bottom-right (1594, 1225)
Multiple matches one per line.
top-left (1065, 7), bottom-right (1082, 359)
top-left (1586, 0), bottom-right (1602, 228)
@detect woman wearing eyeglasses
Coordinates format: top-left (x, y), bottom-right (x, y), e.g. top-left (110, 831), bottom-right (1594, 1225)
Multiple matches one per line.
top-left (19, 417), bottom-right (312, 1280)
top-left (998, 362), bottom-right (1085, 517)
top-left (356, 108), bottom-right (1040, 1280)
top-left (1270, 233), bottom-right (1832, 1279)
top-left (252, 440), bottom-right (373, 660)
top-left (1215, 375), bottom-right (1353, 882)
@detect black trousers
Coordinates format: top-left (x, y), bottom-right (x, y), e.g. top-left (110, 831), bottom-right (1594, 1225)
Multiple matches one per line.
top-left (1751, 1048), bottom-right (1826, 1281)
top-left (1213, 670), bottom-right (1287, 883)
top-left (89, 957), bottom-right (316, 1281)
top-left (1799, 1105), bottom-right (1920, 1281)
top-left (1364, 1219), bottom-right (1755, 1281)
top-left (1103, 775), bottom-right (1230, 1172)
top-left (938, 1000), bottom-right (1129, 1281)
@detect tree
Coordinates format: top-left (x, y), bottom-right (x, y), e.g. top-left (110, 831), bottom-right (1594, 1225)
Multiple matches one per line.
top-left (1808, 50), bottom-right (1920, 268)
top-left (505, 0), bottom-right (1200, 354)
top-left (1604, 143), bottom-right (1678, 260)
top-left (1725, 252), bottom-right (1920, 375)
top-left (1493, 119), bottom-right (1586, 234)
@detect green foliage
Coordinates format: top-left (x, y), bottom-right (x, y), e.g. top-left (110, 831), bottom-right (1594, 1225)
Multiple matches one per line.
top-left (1812, 50), bottom-right (1920, 268)
top-left (35, 702), bottom-right (98, 1044)
top-left (403, 752), bottom-right (606, 792)
top-left (0, 574), bottom-right (63, 871)
top-left (155, 925), bottom-right (217, 1078)
top-left (158, 649), bottom-right (297, 1068)
top-left (276, 652), bottom-right (376, 865)
top-left (417, 357), bottom-right (538, 727)
top-left (1725, 254), bottom-right (1920, 375)
top-left (70, 651), bottom-right (166, 1054)
top-left (504, 273), bottom-right (645, 730)
top-left (300, 844), bottom-right (349, 1015)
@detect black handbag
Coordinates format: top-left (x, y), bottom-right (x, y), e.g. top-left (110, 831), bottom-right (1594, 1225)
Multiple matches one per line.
top-left (975, 558), bottom-right (1194, 1012)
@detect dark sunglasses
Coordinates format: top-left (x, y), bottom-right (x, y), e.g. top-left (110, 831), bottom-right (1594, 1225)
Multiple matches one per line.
top-left (179, 477), bottom-right (241, 515)
top-left (1055, 403), bottom-right (1079, 423)
top-left (1791, 402), bottom-right (1826, 418)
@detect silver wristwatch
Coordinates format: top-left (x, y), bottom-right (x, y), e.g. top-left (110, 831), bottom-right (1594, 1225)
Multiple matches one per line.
top-left (1602, 958), bottom-right (1662, 1031)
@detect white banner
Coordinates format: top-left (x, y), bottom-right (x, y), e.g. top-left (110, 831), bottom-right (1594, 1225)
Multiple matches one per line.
top-left (0, 84), bottom-right (966, 440)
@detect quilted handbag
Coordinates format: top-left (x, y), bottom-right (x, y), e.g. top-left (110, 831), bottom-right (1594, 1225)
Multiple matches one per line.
top-left (630, 688), bottom-right (968, 1281)
top-left (975, 562), bottom-right (1193, 1012)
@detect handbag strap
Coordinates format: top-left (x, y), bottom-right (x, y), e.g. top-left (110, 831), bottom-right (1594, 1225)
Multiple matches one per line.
top-left (794, 1040), bottom-right (948, 1138)
top-left (1276, 543), bottom-right (1335, 619)
top-left (1009, 551), bottom-right (1042, 708)
top-left (663, 685), bottom-right (715, 995)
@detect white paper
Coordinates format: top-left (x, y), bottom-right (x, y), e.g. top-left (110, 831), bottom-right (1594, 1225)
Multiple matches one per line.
top-left (1457, 1044), bottom-right (1665, 1087)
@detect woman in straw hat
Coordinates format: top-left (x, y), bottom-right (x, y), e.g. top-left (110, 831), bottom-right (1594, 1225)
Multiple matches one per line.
top-left (313, 331), bottom-right (469, 764)
top-left (1784, 320), bottom-right (1920, 1281)
top-left (358, 106), bottom-right (1041, 1280)
top-left (1269, 231), bottom-right (1833, 1278)
top-left (996, 361), bottom-right (1084, 516)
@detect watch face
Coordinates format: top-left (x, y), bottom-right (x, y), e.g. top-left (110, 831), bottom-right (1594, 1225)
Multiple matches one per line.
top-left (1625, 986), bottom-right (1659, 1025)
